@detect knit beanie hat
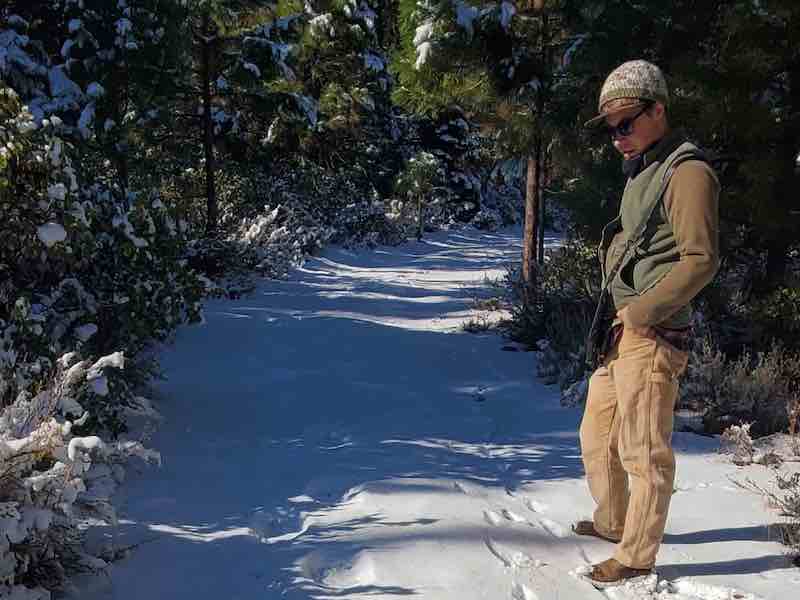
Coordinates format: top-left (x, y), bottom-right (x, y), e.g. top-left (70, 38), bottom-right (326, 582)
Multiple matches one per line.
top-left (584, 60), bottom-right (669, 128)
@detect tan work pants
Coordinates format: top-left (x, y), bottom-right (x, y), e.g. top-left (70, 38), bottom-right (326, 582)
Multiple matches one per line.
top-left (579, 328), bottom-right (689, 569)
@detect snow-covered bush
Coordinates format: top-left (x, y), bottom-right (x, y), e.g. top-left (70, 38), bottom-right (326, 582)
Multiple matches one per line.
top-left (0, 24), bottom-right (198, 594)
top-left (222, 161), bottom-right (404, 278)
top-left (0, 86), bottom-right (202, 414)
top-left (772, 472), bottom-right (800, 561)
top-left (0, 351), bottom-right (160, 597)
top-left (719, 423), bottom-right (756, 466)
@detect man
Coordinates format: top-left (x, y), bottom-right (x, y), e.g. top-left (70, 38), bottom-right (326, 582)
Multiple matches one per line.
top-left (576, 60), bottom-right (720, 586)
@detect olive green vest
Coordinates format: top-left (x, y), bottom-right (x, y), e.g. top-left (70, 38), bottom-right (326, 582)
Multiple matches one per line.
top-left (599, 133), bottom-right (706, 329)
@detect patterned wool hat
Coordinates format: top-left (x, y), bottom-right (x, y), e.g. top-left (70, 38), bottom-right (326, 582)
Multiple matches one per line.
top-left (584, 60), bottom-right (670, 128)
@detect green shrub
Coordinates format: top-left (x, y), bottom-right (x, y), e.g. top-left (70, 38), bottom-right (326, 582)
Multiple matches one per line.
top-left (681, 338), bottom-right (800, 437)
top-left (505, 236), bottom-right (599, 396)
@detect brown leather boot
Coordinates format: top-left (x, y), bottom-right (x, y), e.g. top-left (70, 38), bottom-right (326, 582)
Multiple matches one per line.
top-left (571, 520), bottom-right (621, 543)
top-left (586, 558), bottom-right (653, 588)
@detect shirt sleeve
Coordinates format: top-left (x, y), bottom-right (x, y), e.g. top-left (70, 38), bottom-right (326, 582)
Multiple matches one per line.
top-left (625, 160), bottom-right (721, 328)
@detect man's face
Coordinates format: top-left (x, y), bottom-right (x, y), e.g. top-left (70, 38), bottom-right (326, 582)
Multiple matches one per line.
top-left (605, 103), bottom-right (664, 161)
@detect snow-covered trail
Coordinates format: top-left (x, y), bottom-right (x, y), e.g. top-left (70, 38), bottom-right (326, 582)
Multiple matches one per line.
top-left (76, 228), bottom-right (797, 600)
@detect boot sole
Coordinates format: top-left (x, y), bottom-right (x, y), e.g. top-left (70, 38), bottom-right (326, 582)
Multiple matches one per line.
top-left (580, 572), bottom-right (655, 589)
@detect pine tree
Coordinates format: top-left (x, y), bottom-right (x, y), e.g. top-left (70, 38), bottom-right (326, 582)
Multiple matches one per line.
top-left (166, 0), bottom-right (311, 234)
top-left (392, 0), bottom-right (590, 293)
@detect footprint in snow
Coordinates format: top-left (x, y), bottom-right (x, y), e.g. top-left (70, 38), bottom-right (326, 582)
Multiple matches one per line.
top-left (454, 481), bottom-right (469, 495)
top-left (524, 498), bottom-right (549, 514)
top-left (250, 507), bottom-right (311, 544)
top-left (484, 538), bottom-right (541, 570)
top-left (537, 517), bottom-right (568, 538)
top-left (453, 480), bottom-right (489, 498)
top-left (484, 509), bottom-right (503, 526)
top-left (501, 509), bottom-right (528, 524)
top-left (299, 549), bottom-right (377, 589)
top-left (511, 582), bottom-right (539, 600)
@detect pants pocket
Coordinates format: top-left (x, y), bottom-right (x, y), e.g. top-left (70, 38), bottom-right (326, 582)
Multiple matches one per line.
top-left (652, 340), bottom-right (689, 381)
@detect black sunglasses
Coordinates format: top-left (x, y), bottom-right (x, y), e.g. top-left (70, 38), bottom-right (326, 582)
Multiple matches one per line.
top-left (604, 103), bottom-right (652, 139)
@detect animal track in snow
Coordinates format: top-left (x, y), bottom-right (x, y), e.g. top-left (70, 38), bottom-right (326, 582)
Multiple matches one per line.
top-left (250, 506), bottom-right (311, 544)
top-left (484, 538), bottom-right (539, 569)
top-left (501, 509), bottom-right (528, 524)
top-left (537, 517), bottom-right (568, 538)
top-left (511, 582), bottom-right (539, 600)
top-left (484, 509), bottom-right (503, 526)
top-left (299, 548), bottom-right (377, 589)
top-left (524, 498), bottom-right (548, 514)
top-left (453, 480), bottom-right (489, 497)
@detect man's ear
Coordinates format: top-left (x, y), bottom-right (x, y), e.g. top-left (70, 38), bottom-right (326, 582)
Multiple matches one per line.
top-left (649, 102), bottom-right (666, 120)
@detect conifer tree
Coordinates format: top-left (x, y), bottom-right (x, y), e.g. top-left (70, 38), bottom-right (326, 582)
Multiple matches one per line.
top-left (171, 0), bottom-right (311, 234)
top-left (392, 0), bottom-right (588, 292)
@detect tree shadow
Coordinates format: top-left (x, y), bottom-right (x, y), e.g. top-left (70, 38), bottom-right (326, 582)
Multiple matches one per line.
top-left (663, 524), bottom-right (782, 545)
top-left (658, 554), bottom-right (792, 580)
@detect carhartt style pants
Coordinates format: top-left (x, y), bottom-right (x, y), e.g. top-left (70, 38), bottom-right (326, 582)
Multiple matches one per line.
top-left (579, 328), bottom-right (689, 569)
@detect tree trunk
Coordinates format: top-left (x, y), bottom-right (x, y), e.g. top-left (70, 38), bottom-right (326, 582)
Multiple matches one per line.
top-left (764, 60), bottom-right (800, 290)
top-left (417, 194), bottom-right (424, 241)
top-left (112, 51), bottom-right (130, 193)
top-left (201, 11), bottom-right (218, 235)
top-left (522, 148), bottom-right (540, 292)
top-left (538, 148), bottom-right (549, 265)
top-left (536, 10), bottom-right (551, 266)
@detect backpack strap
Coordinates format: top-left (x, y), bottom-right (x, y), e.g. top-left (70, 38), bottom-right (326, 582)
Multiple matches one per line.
top-left (585, 152), bottom-right (704, 367)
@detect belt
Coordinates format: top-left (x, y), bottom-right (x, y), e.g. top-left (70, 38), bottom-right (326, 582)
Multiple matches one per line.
top-left (653, 325), bottom-right (691, 351)
top-left (601, 324), bottom-right (690, 361)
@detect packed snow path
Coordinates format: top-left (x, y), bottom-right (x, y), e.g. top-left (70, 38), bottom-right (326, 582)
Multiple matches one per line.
top-left (77, 228), bottom-right (798, 600)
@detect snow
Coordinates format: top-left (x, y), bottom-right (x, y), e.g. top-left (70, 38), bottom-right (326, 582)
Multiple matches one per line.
top-left (413, 21), bottom-right (434, 47)
top-left (36, 222), bottom-right (67, 247)
top-left (48, 183), bottom-right (67, 201)
top-left (455, 1), bottom-right (480, 37)
top-left (67, 436), bottom-right (105, 461)
top-left (87, 82), bottom-right (105, 98)
top-left (501, 1), bottom-right (516, 30)
top-left (87, 351), bottom-right (125, 380)
top-left (309, 13), bottom-right (334, 38)
top-left (78, 101), bottom-right (96, 138)
top-left (363, 51), bottom-right (385, 72)
top-left (562, 34), bottom-right (589, 69)
top-left (0, 29), bottom-right (43, 77)
top-left (75, 323), bottom-right (98, 342)
top-left (242, 61), bottom-right (261, 78)
top-left (48, 65), bottom-right (82, 100)
top-left (115, 19), bottom-right (133, 36)
top-left (71, 228), bottom-right (800, 600)
top-left (89, 376), bottom-right (109, 396)
top-left (291, 93), bottom-right (318, 127)
top-left (7, 15), bottom-right (29, 29)
top-left (112, 213), bottom-right (149, 247)
top-left (415, 41), bottom-right (433, 70)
